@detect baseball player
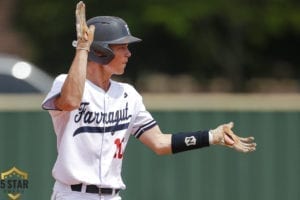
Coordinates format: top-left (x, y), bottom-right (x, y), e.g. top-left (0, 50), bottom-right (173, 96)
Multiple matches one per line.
top-left (42, 2), bottom-right (256, 200)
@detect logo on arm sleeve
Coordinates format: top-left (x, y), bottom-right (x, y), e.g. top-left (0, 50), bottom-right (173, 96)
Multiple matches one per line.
top-left (185, 136), bottom-right (197, 146)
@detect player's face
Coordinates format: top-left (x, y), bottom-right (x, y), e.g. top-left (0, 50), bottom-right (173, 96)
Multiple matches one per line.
top-left (105, 44), bottom-right (131, 75)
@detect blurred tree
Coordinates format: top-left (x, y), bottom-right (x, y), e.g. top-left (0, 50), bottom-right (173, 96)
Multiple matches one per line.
top-left (13, 0), bottom-right (300, 92)
top-left (0, 0), bottom-right (31, 57)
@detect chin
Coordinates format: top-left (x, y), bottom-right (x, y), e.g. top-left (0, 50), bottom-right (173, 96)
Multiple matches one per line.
top-left (117, 65), bottom-right (126, 74)
top-left (114, 69), bottom-right (125, 75)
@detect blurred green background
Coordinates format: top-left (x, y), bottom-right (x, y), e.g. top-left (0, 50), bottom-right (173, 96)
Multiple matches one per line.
top-left (1, 0), bottom-right (299, 92)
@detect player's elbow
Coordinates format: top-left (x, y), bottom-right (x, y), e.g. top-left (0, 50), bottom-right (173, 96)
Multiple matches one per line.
top-left (139, 129), bottom-right (172, 155)
top-left (55, 96), bottom-right (81, 111)
top-left (152, 143), bottom-right (171, 155)
top-left (154, 149), bottom-right (168, 156)
top-left (152, 134), bottom-right (172, 155)
top-left (61, 103), bottom-right (80, 111)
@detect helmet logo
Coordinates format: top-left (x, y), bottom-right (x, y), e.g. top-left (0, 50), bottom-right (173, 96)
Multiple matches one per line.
top-left (125, 24), bottom-right (130, 34)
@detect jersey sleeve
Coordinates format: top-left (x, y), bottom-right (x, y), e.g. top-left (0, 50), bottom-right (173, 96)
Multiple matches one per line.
top-left (41, 74), bottom-right (66, 110)
top-left (131, 92), bottom-right (157, 139)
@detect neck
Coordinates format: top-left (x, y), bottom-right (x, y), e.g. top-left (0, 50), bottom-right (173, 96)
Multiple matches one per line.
top-left (87, 62), bottom-right (111, 91)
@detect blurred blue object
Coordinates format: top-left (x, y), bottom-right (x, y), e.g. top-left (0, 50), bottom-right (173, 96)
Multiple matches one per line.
top-left (0, 54), bottom-right (53, 93)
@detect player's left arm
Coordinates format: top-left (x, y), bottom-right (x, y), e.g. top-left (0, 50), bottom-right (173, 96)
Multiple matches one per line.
top-left (138, 125), bottom-right (172, 155)
top-left (138, 122), bottom-right (256, 155)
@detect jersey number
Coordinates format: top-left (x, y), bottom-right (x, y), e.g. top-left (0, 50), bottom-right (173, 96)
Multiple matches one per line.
top-left (114, 138), bottom-right (124, 159)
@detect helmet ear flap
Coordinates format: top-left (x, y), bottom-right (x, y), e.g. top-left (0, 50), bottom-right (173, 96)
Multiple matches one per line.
top-left (88, 43), bottom-right (115, 65)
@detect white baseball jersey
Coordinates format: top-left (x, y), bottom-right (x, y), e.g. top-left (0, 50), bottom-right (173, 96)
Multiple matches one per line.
top-left (42, 74), bottom-right (156, 190)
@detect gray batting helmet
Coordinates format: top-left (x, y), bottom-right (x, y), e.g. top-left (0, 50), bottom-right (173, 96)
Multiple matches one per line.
top-left (87, 16), bottom-right (141, 64)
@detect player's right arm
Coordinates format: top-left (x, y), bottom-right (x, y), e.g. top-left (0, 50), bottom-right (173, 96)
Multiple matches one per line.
top-left (54, 50), bottom-right (89, 111)
top-left (54, 1), bottom-right (95, 111)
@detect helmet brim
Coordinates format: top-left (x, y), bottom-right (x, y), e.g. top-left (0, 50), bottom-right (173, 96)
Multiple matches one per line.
top-left (108, 35), bottom-right (142, 44)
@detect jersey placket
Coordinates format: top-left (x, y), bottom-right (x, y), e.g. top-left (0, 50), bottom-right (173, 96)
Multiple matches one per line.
top-left (99, 93), bottom-right (109, 185)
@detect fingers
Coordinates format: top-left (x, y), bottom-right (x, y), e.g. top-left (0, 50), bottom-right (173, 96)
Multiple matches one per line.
top-left (240, 141), bottom-right (256, 148)
top-left (223, 122), bottom-right (235, 137)
top-left (224, 122), bottom-right (257, 152)
top-left (223, 124), bottom-right (239, 145)
top-left (236, 145), bottom-right (256, 153)
top-left (74, 1), bottom-right (93, 51)
top-left (239, 136), bottom-right (256, 147)
top-left (76, 1), bottom-right (85, 17)
top-left (211, 122), bottom-right (257, 153)
top-left (227, 121), bottom-right (234, 129)
top-left (75, 1), bottom-right (88, 41)
top-left (224, 133), bottom-right (235, 145)
top-left (88, 25), bottom-right (95, 42)
top-left (233, 137), bottom-right (257, 153)
top-left (239, 136), bottom-right (254, 141)
top-left (233, 143), bottom-right (252, 153)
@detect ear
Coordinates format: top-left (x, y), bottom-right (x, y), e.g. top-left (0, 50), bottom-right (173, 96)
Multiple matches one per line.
top-left (88, 43), bottom-right (115, 65)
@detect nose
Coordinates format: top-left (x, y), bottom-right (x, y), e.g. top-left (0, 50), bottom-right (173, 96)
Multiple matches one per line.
top-left (126, 47), bottom-right (131, 58)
